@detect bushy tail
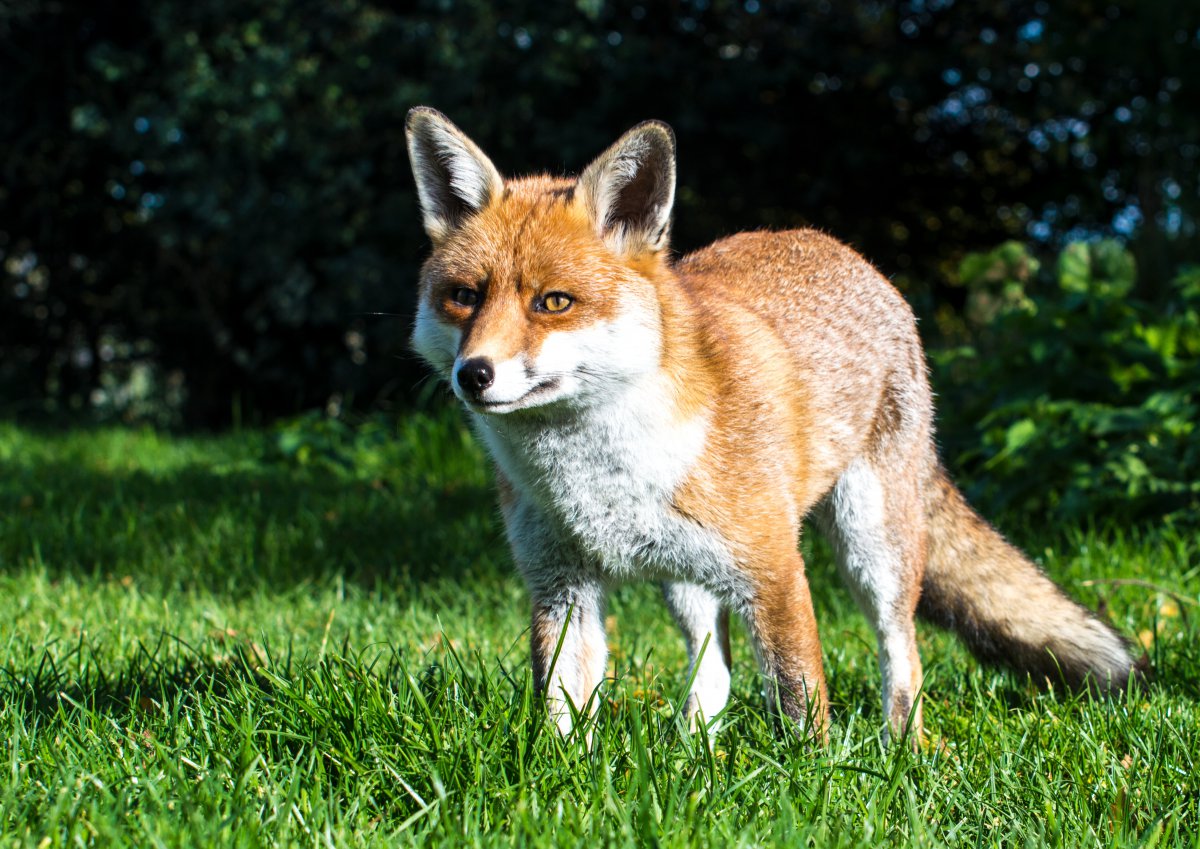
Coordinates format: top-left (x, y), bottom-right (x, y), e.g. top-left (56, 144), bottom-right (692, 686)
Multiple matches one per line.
top-left (917, 466), bottom-right (1144, 691)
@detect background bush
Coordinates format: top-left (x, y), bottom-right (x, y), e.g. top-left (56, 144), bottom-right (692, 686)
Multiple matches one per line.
top-left (933, 240), bottom-right (1199, 526)
top-left (2, 0), bottom-right (1198, 426)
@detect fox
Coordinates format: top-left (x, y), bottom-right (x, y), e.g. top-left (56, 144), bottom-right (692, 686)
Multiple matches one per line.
top-left (403, 106), bottom-right (1141, 742)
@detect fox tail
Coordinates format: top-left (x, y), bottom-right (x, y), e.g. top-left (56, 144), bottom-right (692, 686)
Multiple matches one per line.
top-left (917, 466), bottom-right (1145, 690)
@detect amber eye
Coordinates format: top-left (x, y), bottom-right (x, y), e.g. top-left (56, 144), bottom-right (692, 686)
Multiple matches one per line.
top-left (450, 287), bottom-right (479, 307)
top-left (540, 293), bottom-right (573, 313)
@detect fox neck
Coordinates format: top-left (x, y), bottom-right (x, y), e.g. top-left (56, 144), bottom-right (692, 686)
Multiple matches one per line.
top-left (652, 268), bottom-right (718, 424)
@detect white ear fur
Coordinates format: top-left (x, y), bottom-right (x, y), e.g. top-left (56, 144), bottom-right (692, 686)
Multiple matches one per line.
top-left (405, 107), bottom-right (504, 243)
top-left (578, 121), bottom-right (677, 255)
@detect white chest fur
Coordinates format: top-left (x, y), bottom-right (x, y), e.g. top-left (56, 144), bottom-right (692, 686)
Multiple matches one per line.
top-left (475, 378), bottom-right (737, 588)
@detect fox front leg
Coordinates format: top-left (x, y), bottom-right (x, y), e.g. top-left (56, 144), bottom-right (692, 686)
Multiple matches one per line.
top-left (501, 494), bottom-right (608, 736)
top-left (741, 549), bottom-right (829, 740)
top-left (529, 581), bottom-right (608, 737)
top-left (662, 582), bottom-right (732, 730)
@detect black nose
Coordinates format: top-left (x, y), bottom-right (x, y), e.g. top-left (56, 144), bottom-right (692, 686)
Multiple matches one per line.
top-left (457, 357), bottom-right (494, 395)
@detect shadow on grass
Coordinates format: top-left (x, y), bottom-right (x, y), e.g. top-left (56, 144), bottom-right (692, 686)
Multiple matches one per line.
top-left (0, 634), bottom-right (274, 723)
top-left (0, 455), bottom-right (505, 592)
top-left (0, 627), bottom-right (527, 763)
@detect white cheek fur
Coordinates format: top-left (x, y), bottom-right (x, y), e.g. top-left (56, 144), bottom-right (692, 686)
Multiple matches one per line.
top-left (533, 307), bottom-right (661, 399)
top-left (410, 299), bottom-right (459, 376)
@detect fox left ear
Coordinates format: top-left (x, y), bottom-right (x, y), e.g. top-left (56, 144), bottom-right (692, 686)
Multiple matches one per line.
top-left (578, 121), bottom-right (676, 255)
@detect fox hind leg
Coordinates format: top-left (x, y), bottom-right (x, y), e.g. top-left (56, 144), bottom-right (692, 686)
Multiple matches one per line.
top-left (662, 582), bottom-right (732, 729)
top-left (817, 457), bottom-right (927, 745)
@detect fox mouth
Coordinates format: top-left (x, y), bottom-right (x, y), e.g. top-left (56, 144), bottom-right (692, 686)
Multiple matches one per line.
top-left (469, 378), bottom-right (562, 414)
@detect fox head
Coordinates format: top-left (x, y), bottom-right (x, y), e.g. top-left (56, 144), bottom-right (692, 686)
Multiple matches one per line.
top-left (405, 107), bottom-right (677, 416)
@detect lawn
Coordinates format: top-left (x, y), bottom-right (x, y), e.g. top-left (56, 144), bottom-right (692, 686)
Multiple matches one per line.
top-left (0, 414), bottom-right (1196, 847)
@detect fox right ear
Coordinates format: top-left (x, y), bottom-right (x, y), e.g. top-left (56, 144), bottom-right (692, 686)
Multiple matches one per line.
top-left (579, 120), bottom-right (677, 255)
top-left (405, 107), bottom-right (504, 244)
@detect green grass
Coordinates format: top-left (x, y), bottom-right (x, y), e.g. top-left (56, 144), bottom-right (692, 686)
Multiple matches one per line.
top-left (0, 414), bottom-right (1197, 847)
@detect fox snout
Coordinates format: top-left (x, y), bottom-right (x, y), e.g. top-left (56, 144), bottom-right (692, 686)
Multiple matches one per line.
top-left (455, 357), bottom-right (495, 397)
top-left (449, 352), bottom-right (564, 414)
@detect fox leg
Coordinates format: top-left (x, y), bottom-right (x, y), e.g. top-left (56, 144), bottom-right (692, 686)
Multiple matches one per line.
top-left (529, 580), bottom-right (608, 737)
top-left (741, 548), bottom-right (829, 738)
top-left (503, 491), bottom-right (608, 737)
top-left (818, 458), bottom-right (926, 744)
top-left (662, 582), bottom-right (732, 729)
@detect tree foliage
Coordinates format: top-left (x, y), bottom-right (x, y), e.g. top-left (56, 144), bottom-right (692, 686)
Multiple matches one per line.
top-left (1, 0), bottom-right (1197, 424)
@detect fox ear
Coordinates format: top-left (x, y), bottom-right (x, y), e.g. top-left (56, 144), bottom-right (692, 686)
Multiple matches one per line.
top-left (578, 121), bottom-right (676, 255)
top-left (406, 107), bottom-right (504, 244)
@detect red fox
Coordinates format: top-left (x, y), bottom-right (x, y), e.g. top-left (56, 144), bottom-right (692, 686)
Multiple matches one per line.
top-left (404, 107), bottom-right (1141, 741)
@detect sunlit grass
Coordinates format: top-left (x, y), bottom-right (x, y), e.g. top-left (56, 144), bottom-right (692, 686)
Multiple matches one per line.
top-left (0, 416), bottom-right (1196, 847)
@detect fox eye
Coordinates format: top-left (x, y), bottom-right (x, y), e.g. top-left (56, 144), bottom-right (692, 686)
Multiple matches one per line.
top-left (450, 287), bottom-right (479, 307)
top-left (540, 293), bottom-right (573, 313)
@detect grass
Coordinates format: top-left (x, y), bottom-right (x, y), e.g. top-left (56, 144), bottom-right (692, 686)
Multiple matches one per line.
top-left (0, 412), bottom-right (1197, 847)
